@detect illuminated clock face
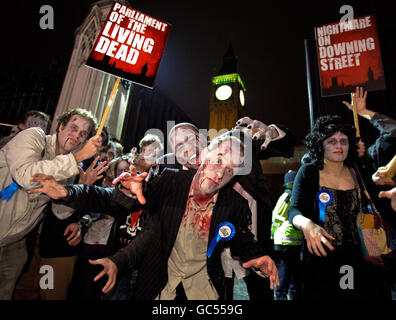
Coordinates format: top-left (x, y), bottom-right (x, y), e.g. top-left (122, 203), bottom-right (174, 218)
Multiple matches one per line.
top-left (215, 85), bottom-right (232, 101)
top-left (239, 90), bottom-right (245, 106)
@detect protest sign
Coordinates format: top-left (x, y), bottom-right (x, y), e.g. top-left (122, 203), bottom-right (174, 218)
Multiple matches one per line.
top-left (86, 1), bottom-right (171, 88)
top-left (315, 15), bottom-right (386, 97)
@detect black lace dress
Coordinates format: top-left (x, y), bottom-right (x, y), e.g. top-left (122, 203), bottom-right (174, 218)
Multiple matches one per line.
top-left (321, 187), bottom-right (361, 248)
top-left (300, 186), bottom-right (387, 300)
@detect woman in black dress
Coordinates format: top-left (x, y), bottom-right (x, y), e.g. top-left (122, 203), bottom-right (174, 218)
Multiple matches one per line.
top-left (288, 115), bottom-right (393, 300)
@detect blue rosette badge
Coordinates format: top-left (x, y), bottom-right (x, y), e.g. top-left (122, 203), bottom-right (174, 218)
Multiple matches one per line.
top-left (206, 222), bottom-right (235, 258)
top-left (316, 190), bottom-right (333, 223)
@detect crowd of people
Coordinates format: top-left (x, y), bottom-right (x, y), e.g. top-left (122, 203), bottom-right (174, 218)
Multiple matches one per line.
top-left (0, 86), bottom-right (395, 301)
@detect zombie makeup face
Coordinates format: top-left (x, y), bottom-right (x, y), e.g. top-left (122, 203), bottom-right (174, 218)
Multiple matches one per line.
top-left (116, 160), bottom-right (130, 178)
top-left (141, 143), bottom-right (160, 165)
top-left (24, 115), bottom-right (48, 133)
top-left (323, 131), bottom-right (349, 163)
top-left (194, 140), bottom-right (242, 199)
top-left (100, 146), bottom-right (115, 163)
top-left (56, 115), bottom-right (92, 154)
top-left (169, 127), bottom-right (206, 168)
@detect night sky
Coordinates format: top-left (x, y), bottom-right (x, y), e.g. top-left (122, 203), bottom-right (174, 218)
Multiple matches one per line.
top-left (1, 0), bottom-right (395, 144)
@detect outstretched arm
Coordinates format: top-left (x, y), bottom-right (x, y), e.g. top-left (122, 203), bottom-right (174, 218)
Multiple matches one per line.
top-left (90, 211), bottom-right (160, 294)
top-left (28, 174), bottom-right (68, 199)
top-left (28, 174), bottom-right (137, 215)
top-left (4, 128), bottom-right (102, 189)
top-left (234, 117), bottom-right (295, 159)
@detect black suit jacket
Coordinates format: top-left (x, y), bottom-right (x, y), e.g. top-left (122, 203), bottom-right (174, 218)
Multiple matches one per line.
top-left (233, 126), bottom-right (295, 255)
top-left (61, 169), bottom-right (266, 299)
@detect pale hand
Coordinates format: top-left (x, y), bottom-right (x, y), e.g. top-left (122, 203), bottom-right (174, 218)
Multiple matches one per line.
top-left (297, 217), bottom-right (335, 257)
top-left (372, 167), bottom-right (395, 186)
top-left (28, 174), bottom-right (68, 200)
top-left (342, 86), bottom-right (374, 120)
top-left (234, 117), bottom-right (279, 150)
top-left (78, 156), bottom-right (109, 185)
top-left (64, 223), bottom-right (81, 246)
top-left (378, 187), bottom-right (396, 212)
top-left (112, 165), bottom-right (148, 205)
top-left (89, 258), bottom-right (118, 294)
top-left (73, 135), bottom-right (102, 163)
top-left (242, 256), bottom-right (280, 290)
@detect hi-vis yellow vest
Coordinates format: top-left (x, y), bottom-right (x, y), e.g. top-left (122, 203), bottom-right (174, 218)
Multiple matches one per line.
top-left (271, 190), bottom-right (303, 246)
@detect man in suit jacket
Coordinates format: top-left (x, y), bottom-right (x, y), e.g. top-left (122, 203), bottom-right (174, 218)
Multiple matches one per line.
top-left (163, 120), bottom-right (295, 299)
top-left (29, 134), bottom-right (279, 300)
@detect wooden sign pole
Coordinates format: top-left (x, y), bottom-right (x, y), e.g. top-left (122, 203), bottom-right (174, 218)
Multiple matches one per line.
top-left (351, 92), bottom-right (360, 138)
top-left (96, 77), bottom-right (121, 136)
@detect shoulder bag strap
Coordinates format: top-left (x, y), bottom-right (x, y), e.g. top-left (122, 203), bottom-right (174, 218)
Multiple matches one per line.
top-left (352, 163), bottom-right (382, 218)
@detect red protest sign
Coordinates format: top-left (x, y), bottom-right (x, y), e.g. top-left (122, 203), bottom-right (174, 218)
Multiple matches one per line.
top-left (86, 2), bottom-right (171, 88)
top-left (315, 14), bottom-right (386, 97)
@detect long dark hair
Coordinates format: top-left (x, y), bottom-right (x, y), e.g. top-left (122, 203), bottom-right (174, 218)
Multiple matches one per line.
top-left (305, 115), bottom-right (358, 170)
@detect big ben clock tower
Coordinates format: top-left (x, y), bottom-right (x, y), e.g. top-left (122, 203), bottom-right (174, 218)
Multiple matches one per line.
top-left (209, 42), bottom-right (246, 139)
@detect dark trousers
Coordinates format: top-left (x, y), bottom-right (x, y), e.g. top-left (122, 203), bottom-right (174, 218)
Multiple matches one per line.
top-left (274, 245), bottom-right (301, 300)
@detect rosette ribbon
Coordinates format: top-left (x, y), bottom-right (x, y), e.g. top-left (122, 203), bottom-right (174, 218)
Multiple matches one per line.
top-left (206, 222), bottom-right (235, 258)
top-left (316, 190), bottom-right (333, 223)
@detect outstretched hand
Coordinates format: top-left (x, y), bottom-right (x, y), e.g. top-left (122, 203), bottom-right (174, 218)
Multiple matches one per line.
top-left (78, 156), bottom-right (109, 185)
top-left (342, 86), bottom-right (374, 120)
top-left (89, 258), bottom-right (118, 294)
top-left (27, 174), bottom-right (68, 199)
top-left (242, 256), bottom-right (280, 290)
top-left (112, 166), bottom-right (148, 205)
top-left (234, 116), bottom-right (279, 150)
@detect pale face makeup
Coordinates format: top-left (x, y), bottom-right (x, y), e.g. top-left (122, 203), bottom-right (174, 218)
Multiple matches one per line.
top-left (116, 160), bottom-right (130, 178)
top-left (100, 146), bottom-right (115, 162)
top-left (142, 143), bottom-right (160, 165)
top-left (24, 115), bottom-right (48, 132)
top-left (323, 131), bottom-right (349, 163)
top-left (170, 127), bottom-right (203, 167)
top-left (194, 142), bottom-right (240, 199)
top-left (57, 115), bottom-right (91, 154)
